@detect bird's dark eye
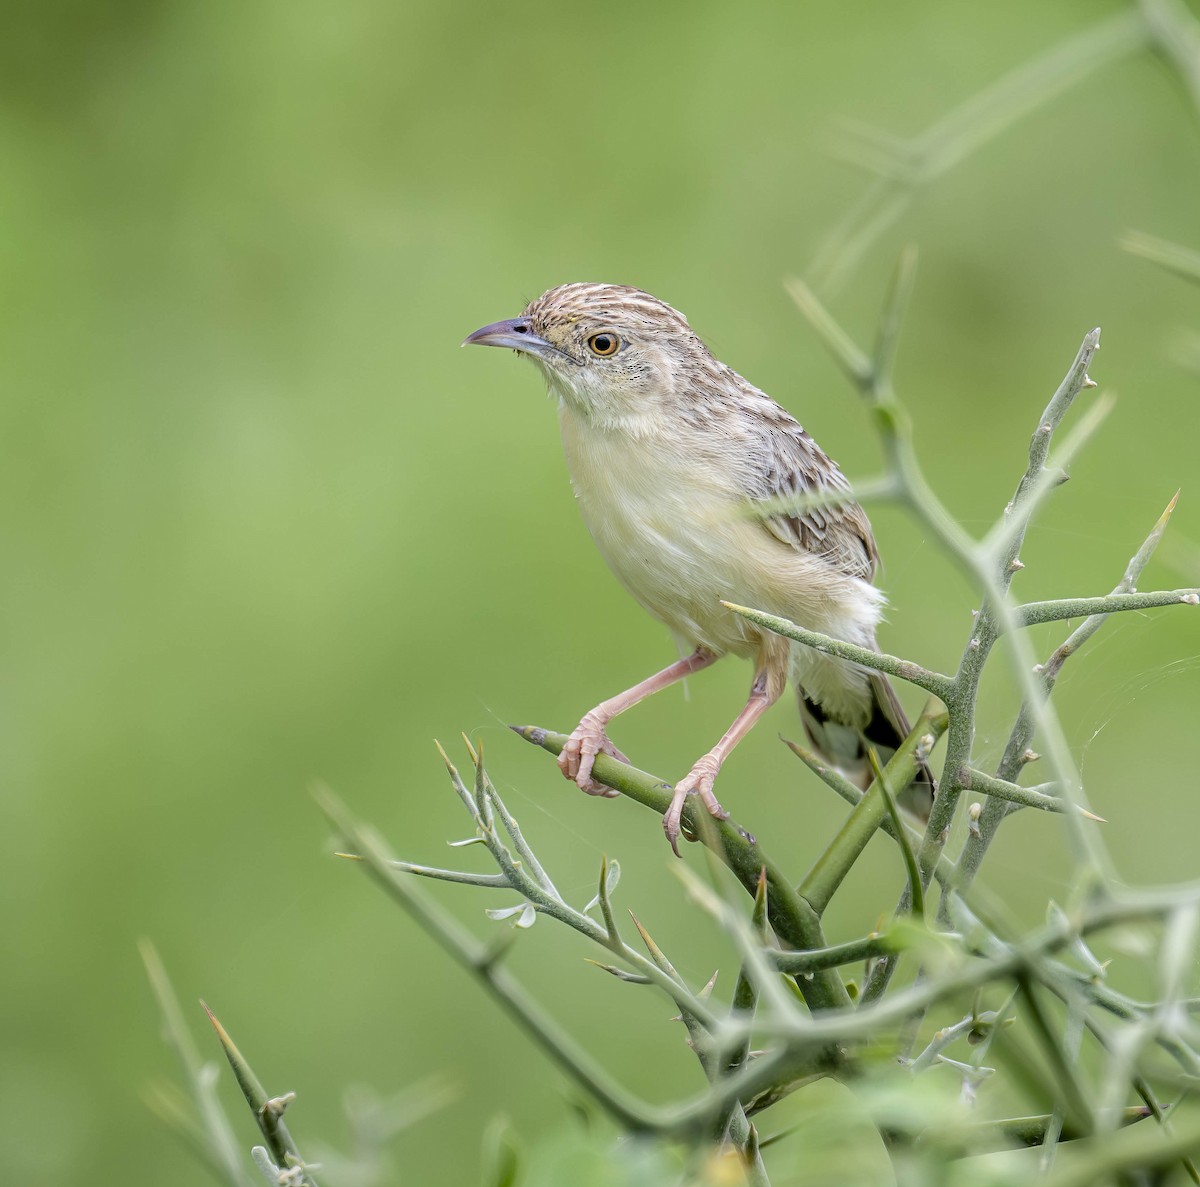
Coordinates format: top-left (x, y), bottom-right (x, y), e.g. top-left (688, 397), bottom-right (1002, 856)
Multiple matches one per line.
top-left (587, 332), bottom-right (620, 357)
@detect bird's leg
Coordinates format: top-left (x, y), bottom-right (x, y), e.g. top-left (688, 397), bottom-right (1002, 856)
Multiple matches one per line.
top-left (560, 648), bottom-right (717, 797)
top-left (663, 666), bottom-right (783, 856)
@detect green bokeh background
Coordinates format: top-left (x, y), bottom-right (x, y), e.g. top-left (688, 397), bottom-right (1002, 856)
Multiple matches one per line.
top-left (3, 1), bottom-right (1198, 1182)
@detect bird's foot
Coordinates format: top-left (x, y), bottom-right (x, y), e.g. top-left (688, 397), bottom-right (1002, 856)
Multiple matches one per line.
top-left (663, 755), bottom-right (729, 857)
top-left (558, 712), bottom-right (629, 798)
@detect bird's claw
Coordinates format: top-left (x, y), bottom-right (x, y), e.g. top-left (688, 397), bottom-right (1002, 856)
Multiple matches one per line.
top-left (662, 757), bottom-right (729, 857)
top-left (558, 713), bottom-right (628, 798)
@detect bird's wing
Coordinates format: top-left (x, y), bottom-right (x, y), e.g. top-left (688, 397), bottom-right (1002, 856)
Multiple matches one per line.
top-left (747, 402), bottom-right (879, 582)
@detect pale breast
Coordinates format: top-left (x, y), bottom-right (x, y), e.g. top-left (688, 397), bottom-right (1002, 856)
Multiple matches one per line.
top-left (559, 411), bottom-right (838, 658)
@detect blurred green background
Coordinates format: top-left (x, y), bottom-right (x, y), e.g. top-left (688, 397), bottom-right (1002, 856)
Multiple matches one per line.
top-left (3, 0), bottom-right (1199, 1182)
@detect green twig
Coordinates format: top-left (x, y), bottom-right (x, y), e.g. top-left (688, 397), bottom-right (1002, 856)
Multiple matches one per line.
top-left (337, 853), bottom-right (512, 889)
top-left (808, 11), bottom-right (1143, 289)
top-left (713, 870), bottom-right (770, 1165)
top-left (1015, 587), bottom-right (1199, 625)
top-left (929, 1106), bottom-right (1154, 1152)
top-left (510, 725), bottom-right (852, 1018)
top-left (921, 327), bottom-right (1109, 901)
top-left (1036, 1109), bottom-right (1200, 1187)
top-left (202, 1003), bottom-right (319, 1186)
top-left (140, 942), bottom-right (253, 1187)
top-left (464, 736), bottom-right (562, 898)
top-left (954, 491), bottom-right (1180, 899)
top-left (771, 934), bottom-right (895, 975)
top-left (797, 702), bottom-right (946, 913)
top-left (961, 768), bottom-right (1105, 819)
top-left (719, 602), bottom-right (955, 698)
top-left (659, 892), bottom-right (1197, 1134)
top-left (316, 786), bottom-right (667, 1133)
top-left (869, 748), bottom-right (925, 921)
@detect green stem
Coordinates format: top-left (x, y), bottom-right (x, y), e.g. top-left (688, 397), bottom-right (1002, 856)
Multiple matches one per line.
top-left (797, 703), bottom-right (946, 913)
top-left (953, 491), bottom-right (1180, 902)
top-left (1015, 972), bottom-right (1094, 1142)
top-left (772, 934), bottom-right (894, 975)
top-left (1016, 588), bottom-right (1199, 625)
top-left (140, 942), bottom-right (252, 1187)
top-left (511, 726), bottom-right (853, 1019)
top-left (961, 768), bottom-right (1103, 818)
top-left (720, 602), bottom-right (955, 698)
top-left (316, 788), bottom-right (667, 1133)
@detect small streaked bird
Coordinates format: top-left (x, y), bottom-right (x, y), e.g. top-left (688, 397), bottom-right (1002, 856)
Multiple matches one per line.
top-left (465, 283), bottom-right (933, 853)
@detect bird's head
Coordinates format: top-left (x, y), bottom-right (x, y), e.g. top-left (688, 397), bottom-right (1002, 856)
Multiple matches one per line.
top-left (464, 283), bottom-right (714, 428)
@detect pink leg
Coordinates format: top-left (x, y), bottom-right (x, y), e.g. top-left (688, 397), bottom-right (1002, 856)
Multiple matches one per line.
top-left (560, 648), bottom-right (718, 796)
top-left (663, 668), bottom-right (783, 856)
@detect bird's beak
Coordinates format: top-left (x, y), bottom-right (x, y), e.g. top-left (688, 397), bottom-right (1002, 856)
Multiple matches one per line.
top-left (463, 318), bottom-right (551, 355)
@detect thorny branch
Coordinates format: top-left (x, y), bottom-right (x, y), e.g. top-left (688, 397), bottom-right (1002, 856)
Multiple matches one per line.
top-left (150, 11), bottom-right (1200, 1184)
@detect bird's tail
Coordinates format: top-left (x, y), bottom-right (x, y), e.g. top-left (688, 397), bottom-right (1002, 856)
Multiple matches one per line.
top-left (798, 673), bottom-right (936, 819)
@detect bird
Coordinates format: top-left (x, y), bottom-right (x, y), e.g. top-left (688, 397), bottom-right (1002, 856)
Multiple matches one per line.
top-left (465, 283), bottom-right (934, 854)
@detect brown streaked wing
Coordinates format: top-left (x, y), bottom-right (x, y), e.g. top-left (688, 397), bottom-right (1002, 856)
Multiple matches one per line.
top-left (749, 406), bottom-right (879, 582)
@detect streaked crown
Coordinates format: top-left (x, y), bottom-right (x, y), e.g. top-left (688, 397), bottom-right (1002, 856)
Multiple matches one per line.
top-left (523, 283), bottom-right (694, 339)
top-left (465, 282), bottom-right (728, 426)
